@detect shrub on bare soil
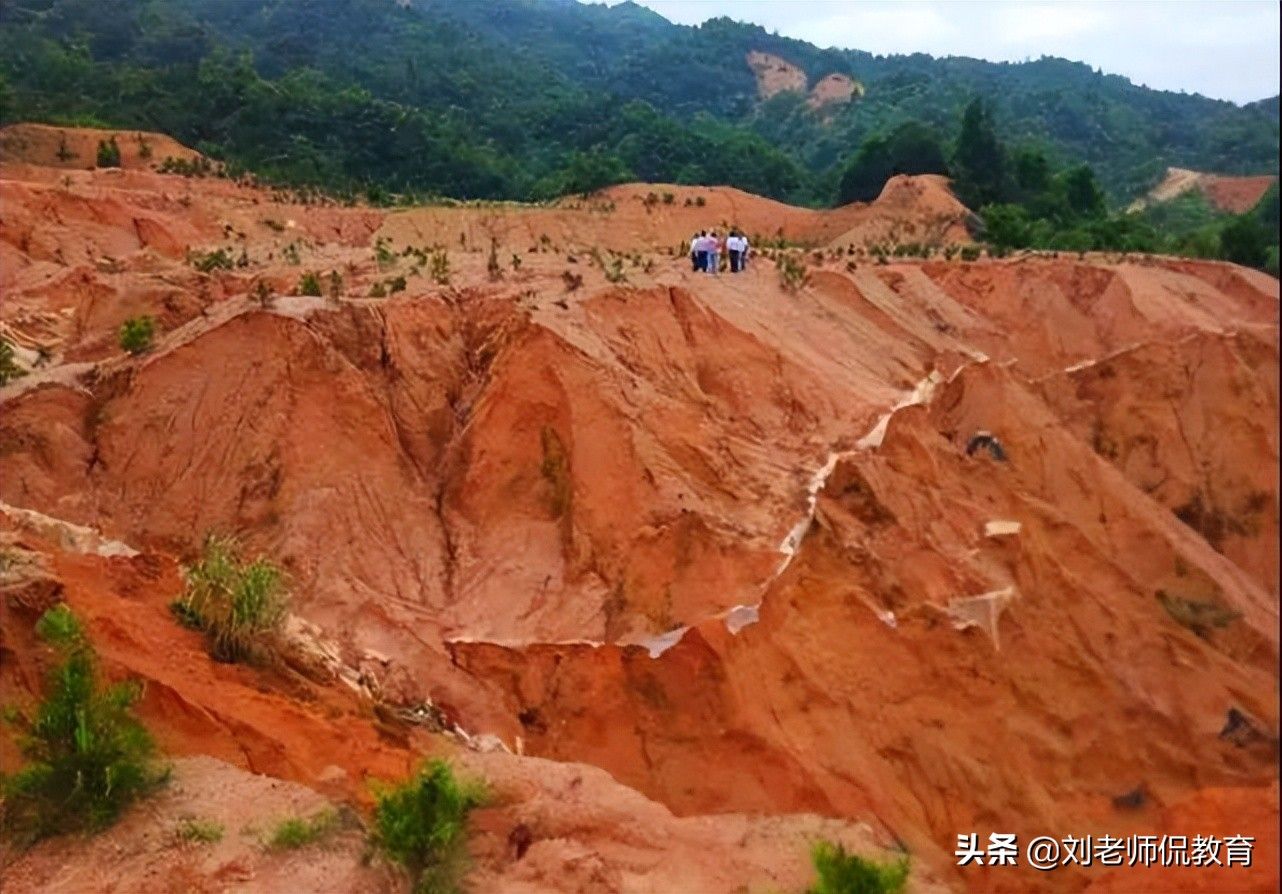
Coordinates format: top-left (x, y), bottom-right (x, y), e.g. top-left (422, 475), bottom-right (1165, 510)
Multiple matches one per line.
top-left (172, 535), bottom-right (289, 664)
top-left (1, 605), bottom-right (166, 845)
top-left (369, 760), bottom-right (487, 894)
top-left (808, 841), bottom-right (909, 894)
top-left (118, 316), bottom-right (155, 355)
top-left (776, 253), bottom-right (809, 292)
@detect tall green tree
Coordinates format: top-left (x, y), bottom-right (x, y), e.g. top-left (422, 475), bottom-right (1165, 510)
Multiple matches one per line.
top-left (951, 97), bottom-right (1009, 209)
top-left (1060, 164), bottom-right (1105, 217)
top-left (836, 122), bottom-right (948, 204)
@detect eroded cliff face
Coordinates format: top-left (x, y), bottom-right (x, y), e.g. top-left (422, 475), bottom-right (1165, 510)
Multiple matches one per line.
top-left (1, 127), bottom-right (1277, 893)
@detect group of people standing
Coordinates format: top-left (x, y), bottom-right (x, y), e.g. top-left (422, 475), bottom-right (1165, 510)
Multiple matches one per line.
top-left (690, 230), bottom-right (750, 274)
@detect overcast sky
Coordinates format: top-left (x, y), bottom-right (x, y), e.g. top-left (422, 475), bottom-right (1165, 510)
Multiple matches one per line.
top-left (609, 0), bottom-right (1280, 104)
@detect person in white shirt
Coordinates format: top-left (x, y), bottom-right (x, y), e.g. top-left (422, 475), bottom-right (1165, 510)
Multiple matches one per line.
top-left (726, 231), bottom-right (746, 273)
top-left (695, 231), bottom-right (711, 273)
top-left (689, 232), bottom-right (702, 272)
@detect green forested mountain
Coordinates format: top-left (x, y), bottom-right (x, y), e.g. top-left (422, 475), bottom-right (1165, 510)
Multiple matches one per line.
top-left (0, 0), bottom-right (1277, 209)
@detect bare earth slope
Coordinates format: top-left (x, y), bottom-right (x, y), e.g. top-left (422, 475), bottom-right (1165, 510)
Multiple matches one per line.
top-left (1129, 167), bottom-right (1278, 214)
top-left (0, 125), bottom-right (1277, 893)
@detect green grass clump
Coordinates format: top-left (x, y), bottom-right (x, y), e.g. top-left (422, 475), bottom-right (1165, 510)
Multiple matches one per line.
top-left (267, 808), bottom-right (337, 850)
top-left (118, 316), bottom-right (155, 355)
top-left (0, 605), bottom-right (166, 845)
top-left (808, 841), bottom-right (909, 894)
top-left (172, 534), bottom-right (289, 663)
top-left (176, 816), bottom-right (225, 844)
top-left (0, 338), bottom-right (26, 386)
top-left (369, 760), bottom-right (487, 894)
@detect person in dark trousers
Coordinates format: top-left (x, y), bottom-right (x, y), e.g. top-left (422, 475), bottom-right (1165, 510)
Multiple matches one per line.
top-left (689, 232), bottom-right (701, 272)
top-left (726, 230), bottom-right (745, 273)
top-left (693, 231), bottom-right (708, 273)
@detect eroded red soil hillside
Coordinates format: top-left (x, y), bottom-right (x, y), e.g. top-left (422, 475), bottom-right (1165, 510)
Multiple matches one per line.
top-left (1, 125), bottom-right (1277, 893)
top-left (1131, 167), bottom-right (1277, 215)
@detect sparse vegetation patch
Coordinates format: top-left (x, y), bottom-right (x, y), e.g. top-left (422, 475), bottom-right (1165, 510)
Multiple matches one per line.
top-left (776, 253), bottom-right (810, 292)
top-left (176, 816), bottom-right (225, 844)
top-left (267, 808), bottom-right (338, 850)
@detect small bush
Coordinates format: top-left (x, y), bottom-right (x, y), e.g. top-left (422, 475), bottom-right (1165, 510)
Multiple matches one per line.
top-left (96, 137), bottom-right (121, 168)
top-left (960, 245), bottom-right (982, 262)
top-left (189, 248), bottom-right (233, 273)
top-left (176, 817), bottom-right (224, 844)
top-left (1158, 591), bottom-right (1241, 639)
top-left (267, 808), bottom-right (337, 850)
top-left (369, 281), bottom-right (388, 298)
top-left (158, 156), bottom-right (214, 177)
top-left (252, 280), bottom-right (275, 308)
top-left (374, 237), bottom-right (397, 270)
top-left (0, 605), bottom-right (165, 845)
top-left (173, 535), bottom-right (288, 664)
top-left (118, 316), bottom-right (155, 355)
top-left (370, 760), bottom-right (487, 894)
top-left (297, 272), bottom-right (323, 297)
top-left (776, 253), bottom-right (809, 292)
top-left (562, 270), bottom-right (583, 292)
top-left (604, 257), bottom-right (626, 284)
top-left (1, 338), bottom-right (26, 385)
top-left (487, 239), bottom-right (503, 281)
top-left (429, 249), bottom-right (450, 285)
top-left (808, 841), bottom-right (909, 894)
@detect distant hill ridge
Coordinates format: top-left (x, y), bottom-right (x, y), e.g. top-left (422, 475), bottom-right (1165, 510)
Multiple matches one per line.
top-left (0, 0), bottom-right (1275, 205)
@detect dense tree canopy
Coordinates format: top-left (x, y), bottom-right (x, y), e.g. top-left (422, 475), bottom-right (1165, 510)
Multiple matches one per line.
top-left (835, 122), bottom-right (948, 204)
top-left (0, 0), bottom-right (1276, 216)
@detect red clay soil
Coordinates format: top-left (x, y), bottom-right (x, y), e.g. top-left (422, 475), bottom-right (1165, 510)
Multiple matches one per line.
top-left (1199, 174), bottom-right (1277, 214)
top-left (1138, 167), bottom-right (1277, 214)
top-left (0, 124), bottom-right (1277, 893)
top-left (0, 123), bottom-right (202, 171)
top-left (746, 51), bottom-right (808, 99)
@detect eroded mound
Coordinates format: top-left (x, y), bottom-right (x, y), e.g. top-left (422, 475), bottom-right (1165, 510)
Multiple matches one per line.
top-left (0, 123), bottom-right (202, 172)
